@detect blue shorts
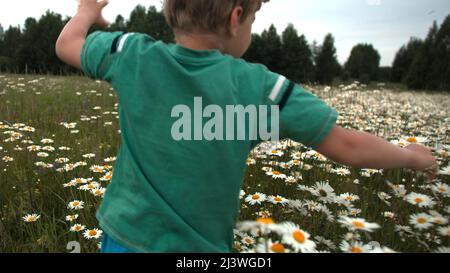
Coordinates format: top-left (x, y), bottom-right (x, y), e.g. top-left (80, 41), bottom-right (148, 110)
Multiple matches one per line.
top-left (100, 233), bottom-right (133, 253)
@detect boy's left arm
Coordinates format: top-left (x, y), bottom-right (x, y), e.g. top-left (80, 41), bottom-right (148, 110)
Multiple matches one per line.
top-left (55, 0), bottom-right (109, 68)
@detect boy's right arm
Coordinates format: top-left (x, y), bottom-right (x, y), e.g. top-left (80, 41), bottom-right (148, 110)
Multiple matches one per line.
top-left (55, 0), bottom-right (109, 69)
top-left (315, 125), bottom-right (438, 180)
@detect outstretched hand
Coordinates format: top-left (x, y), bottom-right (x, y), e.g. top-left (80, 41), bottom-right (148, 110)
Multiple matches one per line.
top-left (77, 0), bottom-right (110, 27)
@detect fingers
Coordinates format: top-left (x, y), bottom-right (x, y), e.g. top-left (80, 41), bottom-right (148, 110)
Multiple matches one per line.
top-left (422, 163), bottom-right (438, 182)
top-left (98, 0), bottom-right (109, 8)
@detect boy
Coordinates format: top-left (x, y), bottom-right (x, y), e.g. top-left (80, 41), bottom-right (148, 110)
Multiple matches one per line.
top-left (56, 0), bottom-right (438, 253)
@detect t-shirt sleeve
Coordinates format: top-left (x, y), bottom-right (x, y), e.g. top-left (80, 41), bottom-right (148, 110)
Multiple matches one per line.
top-left (80, 31), bottom-right (129, 80)
top-left (260, 67), bottom-right (339, 149)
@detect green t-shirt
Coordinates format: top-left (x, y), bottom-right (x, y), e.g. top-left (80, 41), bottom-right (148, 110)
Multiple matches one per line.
top-left (81, 31), bottom-right (338, 253)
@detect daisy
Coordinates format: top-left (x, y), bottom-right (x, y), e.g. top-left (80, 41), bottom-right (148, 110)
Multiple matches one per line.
top-left (285, 176), bottom-right (298, 184)
top-left (2, 156), bottom-right (13, 162)
top-left (383, 212), bottom-right (395, 219)
top-left (257, 210), bottom-right (272, 219)
top-left (402, 136), bottom-right (429, 144)
top-left (409, 213), bottom-right (433, 230)
top-left (22, 214), bottom-right (41, 223)
top-left (433, 247), bottom-right (450, 253)
top-left (245, 193), bottom-right (267, 205)
top-left (83, 228), bottom-right (103, 239)
top-left (68, 200), bottom-right (85, 210)
top-left (267, 150), bottom-right (284, 157)
top-left (40, 138), bottom-right (54, 144)
top-left (288, 159), bottom-right (302, 166)
top-left (339, 193), bottom-right (360, 204)
top-left (305, 150), bottom-right (327, 162)
top-left (104, 156), bottom-right (116, 162)
top-left (241, 236), bottom-right (255, 246)
top-left (439, 166), bottom-right (450, 176)
top-left (83, 153), bottom-right (96, 159)
top-left (42, 146), bottom-right (55, 152)
top-left (432, 216), bottom-right (449, 226)
top-left (239, 190), bottom-right (246, 199)
top-left (304, 200), bottom-right (321, 212)
top-left (312, 181), bottom-right (337, 204)
top-left (333, 168), bottom-right (351, 176)
top-left (78, 182), bottom-right (101, 191)
top-left (255, 239), bottom-right (290, 253)
top-left (338, 216), bottom-right (380, 232)
top-left (91, 187), bottom-right (106, 198)
top-left (437, 226), bottom-right (450, 237)
top-left (89, 165), bottom-right (105, 173)
top-left (70, 178), bottom-right (88, 185)
top-left (65, 214), bottom-right (79, 222)
top-left (55, 158), bottom-right (70, 164)
top-left (432, 182), bottom-right (450, 197)
top-left (246, 158), bottom-right (256, 165)
top-left (429, 211), bottom-right (448, 225)
top-left (369, 246), bottom-right (397, 253)
top-left (348, 208), bottom-right (362, 217)
top-left (27, 145), bottom-right (41, 152)
top-left (62, 122), bottom-right (77, 129)
top-left (340, 241), bottom-right (373, 253)
top-left (36, 152), bottom-right (49, 158)
top-left (100, 171), bottom-right (113, 181)
top-left (344, 233), bottom-right (361, 242)
top-left (236, 218), bottom-right (283, 235)
top-left (405, 192), bottom-right (436, 208)
top-left (314, 236), bottom-right (337, 250)
top-left (436, 149), bottom-right (449, 158)
top-left (268, 195), bottom-right (288, 205)
top-left (280, 222), bottom-right (316, 253)
top-left (265, 170), bottom-right (287, 180)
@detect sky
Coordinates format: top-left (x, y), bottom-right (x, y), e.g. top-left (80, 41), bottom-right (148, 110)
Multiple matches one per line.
top-left (0, 0), bottom-right (449, 66)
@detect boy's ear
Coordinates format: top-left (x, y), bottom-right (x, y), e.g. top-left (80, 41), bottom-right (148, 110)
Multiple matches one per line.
top-left (228, 6), bottom-right (244, 37)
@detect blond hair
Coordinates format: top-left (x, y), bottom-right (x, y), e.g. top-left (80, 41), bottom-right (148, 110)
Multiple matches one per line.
top-left (164, 0), bottom-right (268, 34)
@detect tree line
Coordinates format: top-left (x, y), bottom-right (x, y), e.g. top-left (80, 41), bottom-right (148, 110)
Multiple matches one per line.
top-left (0, 5), bottom-right (449, 90)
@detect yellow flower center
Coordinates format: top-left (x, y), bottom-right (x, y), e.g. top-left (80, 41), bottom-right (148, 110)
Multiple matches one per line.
top-left (271, 243), bottom-right (285, 253)
top-left (407, 137), bottom-right (417, 143)
top-left (274, 197), bottom-right (283, 202)
top-left (352, 220), bottom-right (365, 229)
top-left (89, 230), bottom-right (97, 236)
top-left (439, 187), bottom-right (446, 192)
top-left (272, 171), bottom-right (281, 175)
top-left (72, 202), bottom-right (79, 206)
top-left (415, 198), bottom-right (424, 203)
top-left (351, 246), bottom-right (363, 253)
top-left (74, 226), bottom-right (81, 231)
top-left (252, 194), bottom-right (260, 200)
top-left (257, 218), bottom-right (274, 225)
top-left (346, 196), bottom-right (353, 201)
top-left (293, 230), bottom-right (306, 244)
top-left (417, 218), bottom-right (426, 224)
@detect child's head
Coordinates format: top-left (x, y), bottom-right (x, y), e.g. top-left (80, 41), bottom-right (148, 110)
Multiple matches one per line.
top-left (164, 0), bottom-right (269, 58)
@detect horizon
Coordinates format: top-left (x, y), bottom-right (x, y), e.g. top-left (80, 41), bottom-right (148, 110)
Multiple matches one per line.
top-left (1, 0), bottom-right (449, 66)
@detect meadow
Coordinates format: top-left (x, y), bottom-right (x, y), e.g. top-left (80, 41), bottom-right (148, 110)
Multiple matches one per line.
top-left (0, 74), bottom-right (448, 253)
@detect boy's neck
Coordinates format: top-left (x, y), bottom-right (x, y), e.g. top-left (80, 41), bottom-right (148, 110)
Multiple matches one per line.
top-left (175, 33), bottom-right (226, 53)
